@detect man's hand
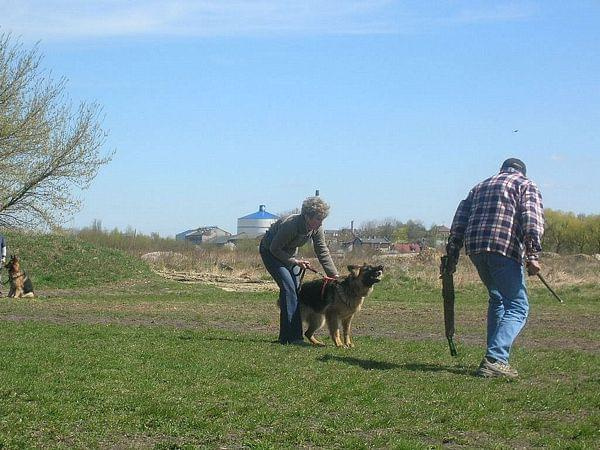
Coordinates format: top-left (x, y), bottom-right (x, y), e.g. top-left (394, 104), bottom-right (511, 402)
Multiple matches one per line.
top-left (444, 236), bottom-right (462, 274)
top-left (526, 259), bottom-right (541, 276)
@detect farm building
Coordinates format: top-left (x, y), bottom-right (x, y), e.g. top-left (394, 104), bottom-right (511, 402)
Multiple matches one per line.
top-left (237, 205), bottom-right (279, 237)
top-left (324, 228), bottom-right (357, 251)
top-left (175, 226), bottom-right (231, 245)
top-left (324, 229), bottom-right (341, 248)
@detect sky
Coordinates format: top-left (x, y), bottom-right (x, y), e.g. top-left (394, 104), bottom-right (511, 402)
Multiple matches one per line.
top-left (1, 1), bottom-right (599, 237)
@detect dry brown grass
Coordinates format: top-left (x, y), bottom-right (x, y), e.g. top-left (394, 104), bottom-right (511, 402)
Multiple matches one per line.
top-left (142, 246), bottom-right (600, 288)
top-left (375, 249), bottom-right (600, 287)
top-left (142, 247), bottom-right (266, 281)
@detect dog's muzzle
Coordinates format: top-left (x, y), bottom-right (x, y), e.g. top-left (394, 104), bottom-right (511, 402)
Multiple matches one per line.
top-left (366, 267), bottom-right (384, 284)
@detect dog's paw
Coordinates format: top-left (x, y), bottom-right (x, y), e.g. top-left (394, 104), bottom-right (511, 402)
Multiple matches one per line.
top-left (309, 338), bottom-right (326, 347)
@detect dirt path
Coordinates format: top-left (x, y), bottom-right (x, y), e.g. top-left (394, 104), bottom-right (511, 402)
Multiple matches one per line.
top-left (154, 269), bottom-right (279, 292)
top-left (1, 287), bottom-right (597, 353)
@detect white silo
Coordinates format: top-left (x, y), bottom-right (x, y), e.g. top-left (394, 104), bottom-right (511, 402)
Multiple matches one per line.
top-left (237, 205), bottom-right (279, 237)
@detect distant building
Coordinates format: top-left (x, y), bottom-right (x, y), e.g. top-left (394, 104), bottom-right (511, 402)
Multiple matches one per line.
top-left (324, 227), bottom-right (358, 251)
top-left (176, 226), bottom-right (231, 245)
top-left (343, 236), bottom-right (392, 252)
top-left (324, 229), bottom-right (341, 247)
top-left (237, 205), bottom-right (279, 237)
top-left (324, 229), bottom-right (340, 239)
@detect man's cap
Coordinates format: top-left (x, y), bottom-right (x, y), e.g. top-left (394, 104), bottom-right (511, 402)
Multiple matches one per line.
top-left (500, 158), bottom-right (526, 175)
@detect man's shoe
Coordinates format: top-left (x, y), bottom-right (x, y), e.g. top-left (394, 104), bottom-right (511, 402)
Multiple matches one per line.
top-left (476, 357), bottom-right (519, 379)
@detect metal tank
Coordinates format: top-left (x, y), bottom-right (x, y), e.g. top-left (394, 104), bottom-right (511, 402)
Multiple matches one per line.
top-left (237, 205), bottom-right (279, 238)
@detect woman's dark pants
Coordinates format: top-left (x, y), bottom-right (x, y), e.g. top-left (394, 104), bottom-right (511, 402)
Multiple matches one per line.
top-left (260, 249), bottom-right (302, 344)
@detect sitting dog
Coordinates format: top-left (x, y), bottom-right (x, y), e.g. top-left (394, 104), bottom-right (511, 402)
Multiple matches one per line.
top-left (5, 255), bottom-right (35, 298)
top-left (298, 264), bottom-right (384, 347)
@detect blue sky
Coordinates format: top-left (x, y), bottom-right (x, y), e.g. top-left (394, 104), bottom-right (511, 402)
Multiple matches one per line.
top-left (1, 1), bottom-right (599, 237)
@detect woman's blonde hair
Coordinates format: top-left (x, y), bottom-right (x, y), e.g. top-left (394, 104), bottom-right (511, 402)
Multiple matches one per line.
top-left (301, 196), bottom-right (330, 220)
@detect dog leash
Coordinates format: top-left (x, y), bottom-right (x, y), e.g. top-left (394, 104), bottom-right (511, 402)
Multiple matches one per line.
top-left (293, 266), bottom-right (307, 293)
top-left (292, 265), bottom-right (337, 299)
top-left (305, 265), bottom-right (337, 278)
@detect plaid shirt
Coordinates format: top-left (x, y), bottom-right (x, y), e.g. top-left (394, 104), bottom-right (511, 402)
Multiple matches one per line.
top-left (450, 168), bottom-right (544, 263)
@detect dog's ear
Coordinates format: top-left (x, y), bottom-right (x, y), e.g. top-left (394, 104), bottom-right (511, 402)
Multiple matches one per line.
top-left (347, 265), bottom-right (361, 277)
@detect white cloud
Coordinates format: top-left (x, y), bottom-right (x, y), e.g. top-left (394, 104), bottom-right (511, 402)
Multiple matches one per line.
top-left (0, 0), bottom-right (538, 40)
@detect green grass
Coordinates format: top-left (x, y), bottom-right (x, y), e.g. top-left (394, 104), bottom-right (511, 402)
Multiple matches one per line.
top-left (0, 279), bottom-right (598, 448)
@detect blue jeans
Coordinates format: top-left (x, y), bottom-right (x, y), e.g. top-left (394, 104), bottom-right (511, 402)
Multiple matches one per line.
top-left (260, 248), bottom-right (302, 344)
top-left (469, 252), bottom-right (529, 364)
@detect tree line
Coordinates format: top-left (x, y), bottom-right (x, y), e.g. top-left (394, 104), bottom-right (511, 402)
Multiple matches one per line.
top-left (357, 218), bottom-right (431, 244)
top-left (543, 209), bottom-right (600, 255)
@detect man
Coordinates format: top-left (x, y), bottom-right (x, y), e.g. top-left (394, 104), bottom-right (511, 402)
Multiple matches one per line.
top-left (0, 233), bottom-right (6, 297)
top-left (447, 158), bottom-right (544, 378)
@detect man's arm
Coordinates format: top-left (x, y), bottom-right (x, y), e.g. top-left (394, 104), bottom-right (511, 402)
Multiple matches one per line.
top-left (449, 190), bottom-right (473, 244)
top-left (520, 181), bottom-right (544, 275)
top-left (521, 181), bottom-right (544, 261)
top-left (445, 191), bottom-right (473, 270)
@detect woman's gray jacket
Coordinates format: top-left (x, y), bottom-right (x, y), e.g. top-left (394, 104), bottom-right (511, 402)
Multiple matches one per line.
top-left (260, 214), bottom-right (339, 278)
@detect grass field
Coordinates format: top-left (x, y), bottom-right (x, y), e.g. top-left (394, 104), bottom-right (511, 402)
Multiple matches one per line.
top-left (1, 272), bottom-right (598, 448)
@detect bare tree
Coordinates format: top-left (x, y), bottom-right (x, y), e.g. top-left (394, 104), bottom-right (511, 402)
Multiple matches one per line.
top-left (0, 33), bottom-right (113, 228)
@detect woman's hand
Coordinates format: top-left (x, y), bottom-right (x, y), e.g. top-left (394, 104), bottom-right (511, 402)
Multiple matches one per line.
top-left (295, 259), bottom-right (312, 270)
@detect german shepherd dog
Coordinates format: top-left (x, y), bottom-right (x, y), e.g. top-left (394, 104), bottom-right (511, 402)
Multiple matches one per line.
top-left (4, 255), bottom-right (35, 298)
top-left (298, 264), bottom-right (384, 347)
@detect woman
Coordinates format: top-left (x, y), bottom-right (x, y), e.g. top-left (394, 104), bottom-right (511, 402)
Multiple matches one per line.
top-left (259, 196), bottom-right (339, 345)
